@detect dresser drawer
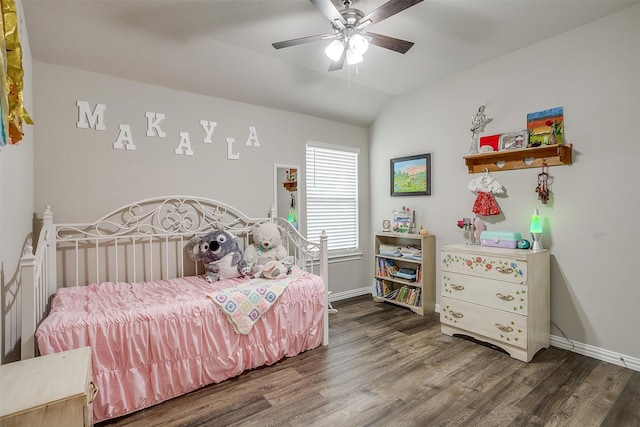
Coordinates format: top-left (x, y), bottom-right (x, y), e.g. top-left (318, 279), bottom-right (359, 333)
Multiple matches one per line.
top-left (441, 250), bottom-right (527, 284)
top-left (441, 296), bottom-right (527, 349)
top-left (442, 271), bottom-right (528, 315)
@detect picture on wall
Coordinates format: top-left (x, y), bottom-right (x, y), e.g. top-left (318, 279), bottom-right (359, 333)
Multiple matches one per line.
top-left (390, 153), bottom-right (431, 196)
top-left (527, 106), bottom-right (564, 146)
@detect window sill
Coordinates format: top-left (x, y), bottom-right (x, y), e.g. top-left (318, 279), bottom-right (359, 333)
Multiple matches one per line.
top-left (328, 251), bottom-right (364, 263)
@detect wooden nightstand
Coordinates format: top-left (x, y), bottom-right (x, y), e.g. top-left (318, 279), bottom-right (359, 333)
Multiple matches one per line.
top-left (0, 347), bottom-right (97, 426)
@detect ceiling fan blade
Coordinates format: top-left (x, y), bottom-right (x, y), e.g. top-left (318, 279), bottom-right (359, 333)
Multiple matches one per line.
top-left (328, 51), bottom-right (345, 72)
top-left (310, 0), bottom-right (347, 27)
top-left (367, 32), bottom-right (415, 54)
top-left (359, 0), bottom-right (424, 28)
top-left (272, 33), bottom-right (338, 49)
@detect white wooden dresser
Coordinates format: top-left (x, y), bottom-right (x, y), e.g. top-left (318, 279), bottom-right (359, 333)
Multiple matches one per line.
top-left (440, 244), bottom-right (550, 362)
top-left (0, 346), bottom-right (97, 426)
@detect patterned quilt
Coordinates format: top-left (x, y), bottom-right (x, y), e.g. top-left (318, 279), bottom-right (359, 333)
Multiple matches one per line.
top-left (208, 267), bottom-right (306, 334)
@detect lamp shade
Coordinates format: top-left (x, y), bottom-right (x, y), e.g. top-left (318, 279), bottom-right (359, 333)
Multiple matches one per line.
top-left (529, 209), bottom-right (542, 233)
top-left (349, 34), bottom-right (369, 55)
top-left (324, 39), bottom-right (345, 62)
top-left (346, 49), bottom-right (363, 65)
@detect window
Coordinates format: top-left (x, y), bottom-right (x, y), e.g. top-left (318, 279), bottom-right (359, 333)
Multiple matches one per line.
top-left (306, 142), bottom-right (359, 253)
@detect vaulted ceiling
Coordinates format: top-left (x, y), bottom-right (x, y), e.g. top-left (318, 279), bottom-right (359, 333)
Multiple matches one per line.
top-left (23, 0), bottom-right (640, 127)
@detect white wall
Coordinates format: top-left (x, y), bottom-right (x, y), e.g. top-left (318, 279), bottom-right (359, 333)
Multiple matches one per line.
top-left (1, 0), bottom-right (34, 363)
top-left (370, 5), bottom-right (640, 361)
top-left (31, 62), bottom-right (371, 295)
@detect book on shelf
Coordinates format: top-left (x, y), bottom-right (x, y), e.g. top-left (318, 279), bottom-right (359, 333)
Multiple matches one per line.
top-left (392, 267), bottom-right (417, 281)
top-left (383, 288), bottom-right (400, 299)
top-left (376, 282), bottom-right (422, 306)
top-left (374, 279), bottom-right (393, 297)
top-left (381, 280), bottom-right (393, 297)
top-left (377, 258), bottom-right (399, 277)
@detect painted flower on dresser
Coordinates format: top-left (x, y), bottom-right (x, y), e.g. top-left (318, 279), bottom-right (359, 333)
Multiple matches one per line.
top-left (443, 254), bottom-right (524, 278)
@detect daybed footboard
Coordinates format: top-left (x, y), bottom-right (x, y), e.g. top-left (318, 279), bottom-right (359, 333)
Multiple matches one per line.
top-left (20, 196), bottom-right (329, 360)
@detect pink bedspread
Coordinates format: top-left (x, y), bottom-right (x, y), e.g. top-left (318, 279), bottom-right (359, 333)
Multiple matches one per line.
top-left (35, 274), bottom-right (325, 422)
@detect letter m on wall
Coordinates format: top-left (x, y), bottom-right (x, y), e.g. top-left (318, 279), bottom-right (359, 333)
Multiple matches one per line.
top-left (76, 101), bottom-right (106, 131)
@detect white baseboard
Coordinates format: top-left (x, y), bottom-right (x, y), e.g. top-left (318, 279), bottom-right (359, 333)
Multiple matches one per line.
top-left (330, 287), bottom-right (640, 372)
top-left (329, 287), bottom-right (372, 302)
top-left (550, 334), bottom-right (640, 372)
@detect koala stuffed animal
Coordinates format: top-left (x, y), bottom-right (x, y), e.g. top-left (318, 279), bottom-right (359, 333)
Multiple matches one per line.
top-left (186, 229), bottom-right (249, 283)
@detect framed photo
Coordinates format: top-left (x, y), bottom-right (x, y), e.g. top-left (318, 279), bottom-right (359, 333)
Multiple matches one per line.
top-left (499, 130), bottom-right (529, 151)
top-left (390, 153), bottom-right (431, 196)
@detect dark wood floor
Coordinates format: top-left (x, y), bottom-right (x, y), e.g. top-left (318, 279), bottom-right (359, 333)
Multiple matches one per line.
top-left (98, 296), bottom-right (640, 427)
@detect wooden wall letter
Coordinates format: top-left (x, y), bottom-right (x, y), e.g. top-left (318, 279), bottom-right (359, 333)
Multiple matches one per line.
top-left (113, 124), bottom-right (136, 150)
top-left (146, 112), bottom-right (167, 138)
top-left (174, 132), bottom-right (194, 156)
top-left (226, 137), bottom-right (239, 160)
top-left (200, 120), bottom-right (217, 144)
top-left (246, 126), bottom-right (260, 147)
top-left (76, 101), bottom-right (106, 131)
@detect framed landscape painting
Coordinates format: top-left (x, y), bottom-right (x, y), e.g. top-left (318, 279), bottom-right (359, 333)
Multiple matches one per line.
top-left (390, 153), bottom-right (431, 196)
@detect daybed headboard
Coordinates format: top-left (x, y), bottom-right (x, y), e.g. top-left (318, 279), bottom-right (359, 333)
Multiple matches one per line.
top-left (20, 196), bottom-right (328, 359)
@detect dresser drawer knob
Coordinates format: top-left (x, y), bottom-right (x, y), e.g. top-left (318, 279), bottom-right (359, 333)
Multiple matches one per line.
top-left (495, 323), bottom-right (514, 333)
top-left (89, 381), bottom-right (99, 403)
top-left (450, 311), bottom-right (464, 318)
top-left (496, 293), bottom-right (515, 301)
top-left (450, 284), bottom-right (465, 291)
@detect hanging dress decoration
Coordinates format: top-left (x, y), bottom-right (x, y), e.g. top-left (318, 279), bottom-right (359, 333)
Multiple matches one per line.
top-left (468, 170), bottom-right (504, 216)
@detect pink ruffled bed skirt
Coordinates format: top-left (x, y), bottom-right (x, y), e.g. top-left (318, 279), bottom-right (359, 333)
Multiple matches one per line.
top-left (35, 274), bottom-right (325, 422)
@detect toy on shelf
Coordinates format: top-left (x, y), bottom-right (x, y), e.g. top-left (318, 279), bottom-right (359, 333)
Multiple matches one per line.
top-left (392, 206), bottom-right (415, 233)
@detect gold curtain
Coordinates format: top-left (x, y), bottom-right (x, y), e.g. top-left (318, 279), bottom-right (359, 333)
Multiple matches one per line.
top-left (1, 0), bottom-right (33, 146)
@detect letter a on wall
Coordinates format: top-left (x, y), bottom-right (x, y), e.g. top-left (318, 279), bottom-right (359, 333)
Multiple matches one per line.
top-left (246, 126), bottom-right (260, 147)
top-left (175, 132), bottom-right (194, 156)
top-left (113, 124), bottom-right (137, 150)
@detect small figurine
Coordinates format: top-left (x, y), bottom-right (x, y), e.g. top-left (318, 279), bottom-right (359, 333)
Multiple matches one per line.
top-left (469, 105), bottom-right (492, 154)
top-left (470, 106), bottom-right (488, 133)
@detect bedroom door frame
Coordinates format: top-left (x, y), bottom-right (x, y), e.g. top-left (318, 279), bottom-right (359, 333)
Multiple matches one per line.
top-left (273, 163), bottom-right (302, 229)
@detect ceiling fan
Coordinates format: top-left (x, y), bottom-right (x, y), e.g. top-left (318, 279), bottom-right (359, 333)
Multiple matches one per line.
top-left (272, 0), bottom-right (424, 71)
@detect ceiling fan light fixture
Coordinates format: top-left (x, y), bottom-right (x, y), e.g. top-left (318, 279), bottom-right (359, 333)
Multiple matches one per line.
top-left (325, 39), bottom-right (345, 62)
top-left (346, 49), bottom-right (363, 65)
top-left (349, 33), bottom-right (369, 56)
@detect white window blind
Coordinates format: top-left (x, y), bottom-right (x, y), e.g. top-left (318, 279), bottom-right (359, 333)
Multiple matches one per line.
top-left (306, 143), bottom-right (359, 252)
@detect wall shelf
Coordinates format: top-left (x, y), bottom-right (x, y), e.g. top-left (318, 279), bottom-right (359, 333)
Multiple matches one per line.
top-left (463, 143), bottom-right (572, 173)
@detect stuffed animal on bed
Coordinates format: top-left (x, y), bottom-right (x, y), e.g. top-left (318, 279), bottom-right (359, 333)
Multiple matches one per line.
top-left (186, 230), bottom-right (249, 283)
top-left (258, 256), bottom-right (295, 280)
top-left (244, 221), bottom-right (289, 278)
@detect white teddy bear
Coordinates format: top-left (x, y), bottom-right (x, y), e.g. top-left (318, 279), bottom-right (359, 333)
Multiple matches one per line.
top-left (244, 221), bottom-right (290, 278)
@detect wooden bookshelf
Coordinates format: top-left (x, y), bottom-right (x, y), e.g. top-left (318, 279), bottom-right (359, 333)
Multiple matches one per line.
top-left (372, 232), bottom-right (436, 315)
